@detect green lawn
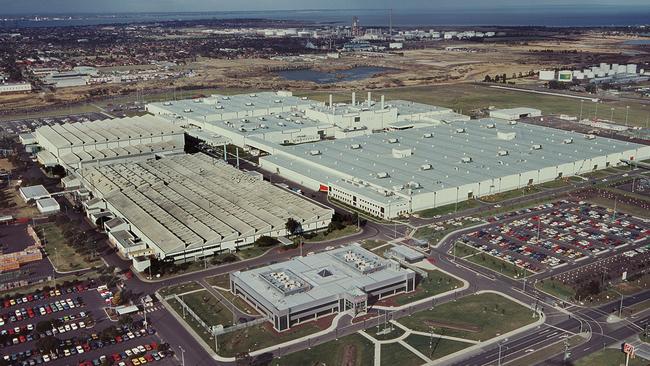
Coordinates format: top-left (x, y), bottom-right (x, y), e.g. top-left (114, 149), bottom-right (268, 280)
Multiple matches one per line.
top-left (158, 281), bottom-right (203, 297)
top-left (380, 342), bottom-right (423, 366)
top-left (413, 219), bottom-right (484, 247)
top-left (480, 186), bottom-right (542, 203)
top-left (392, 270), bottom-right (463, 306)
top-left (452, 242), bottom-right (480, 258)
top-left (399, 293), bottom-right (536, 342)
top-left (365, 325), bottom-right (406, 341)
top-left (415, 200), bottom-right (480, 218)
top-left (574, 348), bottom-right (647, 366)
top-left (361, 240), bottom-right (388, 251)
top-left (304, 225), bottom-right (361, 243)
top-left (274, 333), bottom-right (374, 366)
top-left (217, 319), bottom-right (326, 357)
top-left (204, 274), bottom-right (231, 289)
top-left (215, 288), bottom-right (260, 316)
top-left (40, 223), bottom-right (102, 272)
top-left (464, 252), bottom-right (533, 279)
top-left (175, 290), bottom-right (235, 329)
top-left (536, 279), bottom-right (577, 301)
top-left (539, 179), bottom-right (573, 189)
top-left (236, 245), bottom-right (273, 260)
top-left (404, 334), bottom-right (471, 361)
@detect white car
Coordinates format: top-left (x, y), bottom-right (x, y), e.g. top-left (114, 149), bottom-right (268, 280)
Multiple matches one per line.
top-left (76, 345), bottom-right (84, 354)
top-left (42, 355), bottom-right (50, 363)
top-left (79, 321), bottom-right (86, 328)
top-left (70, 323), bottom-right (78, 331)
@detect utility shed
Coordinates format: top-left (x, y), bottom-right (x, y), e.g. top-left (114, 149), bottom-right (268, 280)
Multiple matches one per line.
top-left (386, 245), bottom-right (425, 263)
top-left (36, 198), bottom-right (60, 215)
top-left (489, 108), bottom-right (542, 121)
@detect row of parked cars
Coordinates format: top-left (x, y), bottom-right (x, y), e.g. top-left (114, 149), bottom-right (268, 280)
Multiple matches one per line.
top-left (1, 311), bottom-right (92, 348)
top-left (79, 342), bottom-right (168, 366)
top-left (1, 296), bottom-right (85, 326)
top-left (3, 324), bottom-right (156, 366)
top-left (2, 284), bottom-right (88, 310)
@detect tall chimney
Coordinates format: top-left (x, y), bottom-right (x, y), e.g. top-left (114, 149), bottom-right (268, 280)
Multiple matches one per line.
top-left (329, 94), bottom-right (333, 108)
top-left (352, 92), bottom-right (356, 106)
top-left (367, 92), bottom-right (372, 105)
top-left (381, 95), bottom-right (385, 109)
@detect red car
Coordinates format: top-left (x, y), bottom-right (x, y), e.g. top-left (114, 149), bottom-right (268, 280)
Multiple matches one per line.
top-left (112, 353), bottom-right (121, 361)
top-left (19, 335), bottom-right (26, 343)
top-left (115, 336), bottom-right (122, 343)
top-left (144, 354), bottom-right (154, 362)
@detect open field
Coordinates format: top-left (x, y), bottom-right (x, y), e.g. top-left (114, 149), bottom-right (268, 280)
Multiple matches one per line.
top-left (274, 333), bottom-right (374, 366)
top-left (404, 334), bottom-right (471, 361)
top-left (174, 290), bottom-right (235, 329)
top-left (399, 293), bottom-right (536, 342)
top-left (0, 186), bottom-right (39, 218)
top-left (217, 316), bottom-right (331, 357)
top-left (158, 281), bottom-right (203, 297)
top-left (388, 270), bottom-right (463, 306)
top-left (574, 348), bottom-right (648, 366)
top-left (380, 342), bottom-right (423, 366)
top-left (361, 239), bottom-right (388, 251)
top-left (415, 199), bottom-right (481, 218)
top-left (40, 223), bottom-right (102, 272)
top-left (536, 278), bottom-right (577, 301)
top-left (480, 186), bottom-right (543, 203)
top-left (587, 196), bottom-right (650, 219)
top-left (214, 287), bottom-right (260, 316)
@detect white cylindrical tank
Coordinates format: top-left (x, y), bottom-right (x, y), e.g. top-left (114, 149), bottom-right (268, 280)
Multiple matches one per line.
top-left (626, 64), bottom-right (637, 74)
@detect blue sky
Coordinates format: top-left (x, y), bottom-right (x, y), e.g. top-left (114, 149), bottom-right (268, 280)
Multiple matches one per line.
top-left (0, 0), bottom-right (647, 14)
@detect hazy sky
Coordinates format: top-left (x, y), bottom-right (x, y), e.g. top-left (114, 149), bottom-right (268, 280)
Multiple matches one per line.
top-left (1, 0), bottom-right (648, 14)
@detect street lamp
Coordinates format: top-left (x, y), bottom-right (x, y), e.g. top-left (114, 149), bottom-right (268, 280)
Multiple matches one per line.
top-left (178, 346), bottom-right (185, 366)
top-left (625, 106), bottom-right (630, 127)
top-left (611, 289), bottom-right (624, 318)
top-left (498, 339), bottom-right (509, 366)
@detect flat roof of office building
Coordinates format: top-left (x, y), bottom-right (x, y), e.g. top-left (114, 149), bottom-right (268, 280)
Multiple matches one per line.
top-left (231, 244), bottom-right (413, 311)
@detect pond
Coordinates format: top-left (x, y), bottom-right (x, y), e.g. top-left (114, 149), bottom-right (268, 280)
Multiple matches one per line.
top-left (277, 66), bottom-right (394, 84)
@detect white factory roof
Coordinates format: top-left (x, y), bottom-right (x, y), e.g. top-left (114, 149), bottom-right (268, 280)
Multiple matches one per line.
top-left (263, 118), bottom-right (643, 200)
top-left (232, 244), bottom-right (412, 311)
top-left (78, 153), bottom-right (332, 256)
top-left (205, 111), bottom-right (331, 136)
top-left (59, 141), bottom-right (181, 166)
top-left (19, 185), bottom-right (50, 201)
top-left (35, 115), bottom-right (182, 149)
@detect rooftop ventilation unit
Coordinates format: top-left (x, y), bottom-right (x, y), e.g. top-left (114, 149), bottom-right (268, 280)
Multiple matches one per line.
top-left (532, 144), bottom-right (542, 150)
top-left (258, 117), bottom-right (266, 121)
top-left (376, 172), bottom-right (390, 179)
top-left (215, 105), bottom-right (224, 109)
top-left (423, 133), bottom-right (434, 138)
top-left (387, 138), bottom-right (399, 144)
top-left (163, 102), bottom-right (173, 106)
top-left (274, 99), bottom-right (282, 103)
top-left (193, 99), bottom-right (202, 103)
top-left (420, 163), bottom-right (433, 171)
top-left (563, 138), bottom-right (574, 144)
top-left (585, 134), bottom-right (596, 140)
top-left (259, 124), bottom-right (268, 129)
top-left (456, 128), bottom-right (466, 134)
top-left (277, 122), bottom-right (286, 126)
top-left (249, 93), bottom-right (257, 97)
top-left (241, 118), bottom-right (250, 123)
top-left (183, 108), bottom-right (193, 113)
top-left (222, 96), bottom-right (230, 100)
top-left (350, 144), bottom-right (362, 149)
top-left (497, 150), bottom-right (509, 156)
top-left (509, 120), bottom-right (517, 125)
top-left (485, 123), bottom-right (496, 128)
top-left (309, 150), bottom-right (321, 156)
top-left (461, 157), bottom-right (472, 163)
top-left (245, 102), bottom-right (255, 106)
top-left (407, 181), bottom-right (421, 189)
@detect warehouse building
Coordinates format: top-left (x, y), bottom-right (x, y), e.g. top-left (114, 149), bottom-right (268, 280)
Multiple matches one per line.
top-left (230, 244), bottom-right (416, 331)
top-left (77, 153), bottom-right (333, 262)
top-left (260, 118), bottom-right (650, 218)
top-left (33, 116), bottom-right (185, 170)
top-left (0, 82), bottom-right (32, 94)
top-left (489, 108), bottom-right (542, 121)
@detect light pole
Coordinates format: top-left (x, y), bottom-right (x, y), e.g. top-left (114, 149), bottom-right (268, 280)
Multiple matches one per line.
top-left (498, 339), bottom-right (508, 366)
top-left (579, 100), bottom-right (584, 121)
top-left (612, 289), bottom-right (624, 318)
top-left (625, 106), bottom-right (630, 127)
top-left (178, 346), bottom-right (185, 366)
top-left (141, 297), bottom-right (148, 330)
top-left (610, 108), bottom-right (615, 123)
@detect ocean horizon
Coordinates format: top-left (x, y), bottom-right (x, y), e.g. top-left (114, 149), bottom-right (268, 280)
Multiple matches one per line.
top-left (1, 7), bottom-right (650, 28)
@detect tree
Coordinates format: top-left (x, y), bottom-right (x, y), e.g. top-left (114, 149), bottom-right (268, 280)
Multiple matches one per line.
top-left (254, 236), bottom-right (279, 248)
top-left (235, 352), bottom-right (253, 366)
top-left (118, 315), bottom-right (133, 327)
top-left (483, 75), bottom-right (492, 83)
top-left (35, 336), bottom-right (60, 354)
top-left (285, 218), bottom-right (301, 236)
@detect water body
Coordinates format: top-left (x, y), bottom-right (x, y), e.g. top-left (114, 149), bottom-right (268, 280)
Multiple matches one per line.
top-left (277, 66), bottom-right (394, 84)
top-left (2, 6), bottom-right (650, 28)
top-left (624, 39), bottom-right (650, 45)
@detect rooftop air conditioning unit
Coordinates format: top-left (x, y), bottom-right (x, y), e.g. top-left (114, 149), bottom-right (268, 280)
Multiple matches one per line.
top-left (258, 117), bottom-right (266, 121)
top-left (215, 105), bottom-right (224, 109)
top-left (242, 118), bottom-right (250, 123)
top-left (423, 133), bottom-right (433, 138)
top-left (222, 96), bottom-right (230, 100)
top-left (310, 150), bottom-right (321, 156)
top-left (532, 144), bottom-right (542, 150)
top-left (376, 172), bottom-right (389, 179)
top-left (245, 102), bottom-right (254, 106)
top-left (194, 99), bottom-right (202, 103)
top-left (420, 163), bottom-right (433, 171)
top-left (456, 128), bottom-right (466, 133)
top-left (183, 108), bottom-right (192, 113)
top-left (509, 121), bottom-right (517, 125)
top-left (563, 138), bottom-right (573, 144)
top-left (486, 123), bottom-right (496, 128)
top-left (259, 124), bottom-right (268, 129)
top-left (585, 134), bottom-right (596, 140)
top-left (497, 150), bottom-right (509, 156)
top-left (350, 144), bottom-right (362, 149)
top-left (274, 99), bottom-right (282, 103)
top-left (278, 122), bottom-right (286, 126)
top-left (388, 138), bottom-right (399, 144)
top-left (163, 102), bottom-right (172, 106)
top-left (249, 93), bottom-right (257, 97)
top-left (461, 157), bottom-right (472, 163)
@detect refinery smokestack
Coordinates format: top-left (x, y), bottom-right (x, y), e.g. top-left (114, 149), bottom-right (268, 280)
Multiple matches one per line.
top-left (367, 92), bottom-right (372, 105)
top-left (329, 94), bottom-right (333, 108)
top-left (352, 92), bottom-right (356, 106)
top-left (381, 95), bottom-right (385, 109)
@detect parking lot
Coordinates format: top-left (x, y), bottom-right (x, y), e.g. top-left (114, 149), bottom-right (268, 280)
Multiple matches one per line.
top-left (0, 113), bottom-right (107, 138)
top-left (1, 282), bottom-right (176, 366)
top-left (460, 200), bottom-right (650, 273)
top-left (615, 177), bottom-right (650, 198)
